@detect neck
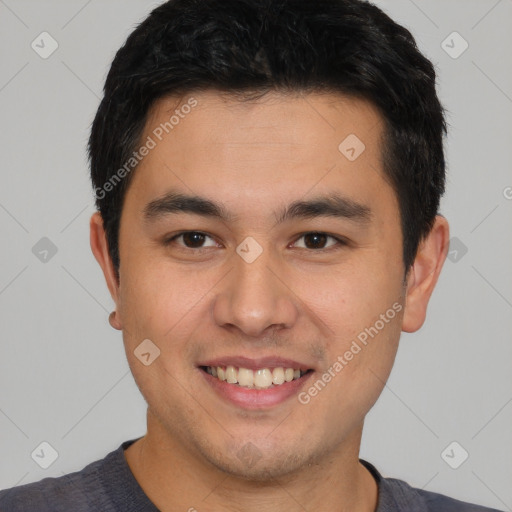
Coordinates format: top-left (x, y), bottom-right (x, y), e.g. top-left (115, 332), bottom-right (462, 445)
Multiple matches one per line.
top-left (124, 410), bottom-right (378, 512)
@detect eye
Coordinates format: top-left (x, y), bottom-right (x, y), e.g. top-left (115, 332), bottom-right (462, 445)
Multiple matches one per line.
top-left (164, 231), bottom-right (218, 250)
top-left (163, 231), bottom-right (347, 253)
top-left (292, 232), bottom-right (346, 251)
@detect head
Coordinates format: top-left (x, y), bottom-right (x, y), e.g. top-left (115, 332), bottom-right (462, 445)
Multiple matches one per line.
top-left (89, 0), bottom-right (449, 480)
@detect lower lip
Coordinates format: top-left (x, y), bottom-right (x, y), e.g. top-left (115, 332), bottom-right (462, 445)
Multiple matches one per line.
top-left (200, 369), bottom-right (314, 410)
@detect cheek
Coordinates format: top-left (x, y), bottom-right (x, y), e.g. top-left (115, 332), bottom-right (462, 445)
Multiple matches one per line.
top-left (118, 254), bottom-right (220, 372)
top-left (292, 261), bottom-right (403, 339)
top-left (301, 313), bottom-right (402, 433)
top-left (119, 248), bottom-right (191, 322)
top-left (294, 260), bottom-right (404, 396)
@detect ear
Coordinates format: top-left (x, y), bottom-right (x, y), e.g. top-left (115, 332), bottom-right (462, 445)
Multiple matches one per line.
top-left (90, 212), bottom-right (122, 329)
top-left (402, 215), bottom-right (450, 333)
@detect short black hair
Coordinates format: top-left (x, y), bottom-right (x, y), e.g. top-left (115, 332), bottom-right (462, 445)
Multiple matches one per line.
top-left (89, 0), bottom-right (446, 280)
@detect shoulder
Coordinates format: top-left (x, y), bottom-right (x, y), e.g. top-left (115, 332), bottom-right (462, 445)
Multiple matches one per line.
top-left (360, 459), bottom-right (504, 512)
top-left (386, 476), bottom-right (504, 512)
top-left (0, 447), bottom-right (120, 512)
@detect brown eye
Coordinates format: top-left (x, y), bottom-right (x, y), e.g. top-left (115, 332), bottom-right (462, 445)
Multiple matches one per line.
top-left (303, 233), bottom-right (328, 249)
top-left (181, 232), bottom-right (207, 248)
top-left (293, 232), bottom-right (344, 250)
top-left (165, 231), bottom-right (217, 249)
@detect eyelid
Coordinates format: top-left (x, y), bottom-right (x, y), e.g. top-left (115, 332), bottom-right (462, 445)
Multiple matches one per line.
top-left (164, 231), bottom-right (218, 248)
top-left (164, 230), bottom-right (349, 251)
top-left (290, 232), bottom-right (348, 250)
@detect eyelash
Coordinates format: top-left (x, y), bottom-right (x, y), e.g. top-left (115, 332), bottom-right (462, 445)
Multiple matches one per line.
top-left (163, 231), bottom-right (348, 253)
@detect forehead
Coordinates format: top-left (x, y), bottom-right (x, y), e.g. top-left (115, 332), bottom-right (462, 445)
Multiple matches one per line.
top-left (126, 90), bottom-right (395, 225)
top-left (144, 89), bottom-right (383, 155)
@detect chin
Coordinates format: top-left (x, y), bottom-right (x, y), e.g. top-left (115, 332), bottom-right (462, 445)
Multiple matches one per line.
top-left (210, 453), bottom-right (306, 482)
top-left (197, 437), bottom-right (320, 482)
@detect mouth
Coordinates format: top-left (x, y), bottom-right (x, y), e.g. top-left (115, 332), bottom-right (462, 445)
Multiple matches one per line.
top-left (200, 365), bottom-right (312, 389)
top-left (197, 359), bottom-right (315, 409)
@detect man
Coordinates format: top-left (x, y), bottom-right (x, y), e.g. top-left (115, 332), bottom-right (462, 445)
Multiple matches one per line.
top-left (0, 0), bottom-right (502, 510)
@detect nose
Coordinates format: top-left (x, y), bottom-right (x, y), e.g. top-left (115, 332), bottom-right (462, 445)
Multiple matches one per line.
top-left (212, 245), bottom-right (299, 338)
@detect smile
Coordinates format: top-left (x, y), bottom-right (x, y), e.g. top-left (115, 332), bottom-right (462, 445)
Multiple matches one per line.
top-left (201, 365), bottom-right (310, 389)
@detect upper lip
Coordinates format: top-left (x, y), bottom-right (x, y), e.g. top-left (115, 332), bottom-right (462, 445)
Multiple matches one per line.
top-left (198, 356), bottom-right (314, 372)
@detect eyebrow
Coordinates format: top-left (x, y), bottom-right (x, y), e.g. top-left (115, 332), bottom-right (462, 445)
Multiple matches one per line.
top-left (143, 191), bottom-right (372, 227)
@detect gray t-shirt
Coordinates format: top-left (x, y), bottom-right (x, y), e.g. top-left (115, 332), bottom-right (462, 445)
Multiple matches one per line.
top-left (0, 438), bottom-right (503, 511)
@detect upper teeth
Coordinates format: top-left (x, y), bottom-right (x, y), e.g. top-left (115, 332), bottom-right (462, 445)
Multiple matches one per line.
top-left (205, 365), bottom-right (305, 389)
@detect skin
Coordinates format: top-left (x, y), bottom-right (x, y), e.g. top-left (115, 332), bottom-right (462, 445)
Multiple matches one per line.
top-left (90, 90), bottom-right (449, 512)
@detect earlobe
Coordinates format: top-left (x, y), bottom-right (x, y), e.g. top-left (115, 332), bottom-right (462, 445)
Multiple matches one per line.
top-left (402, 215), bottom-right (450, 333)
top-left (90, 212), bottom-right (122, 328)
top-left (108, 311), bottom-right (122, 330)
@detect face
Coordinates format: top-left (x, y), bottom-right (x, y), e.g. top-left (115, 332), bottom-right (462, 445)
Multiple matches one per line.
top-left (97, 90), bottom-right (410, 478)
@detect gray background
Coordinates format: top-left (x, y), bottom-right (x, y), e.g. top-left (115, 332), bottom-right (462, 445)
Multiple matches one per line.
top-left (0, 0), bottom-right (511, 509)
